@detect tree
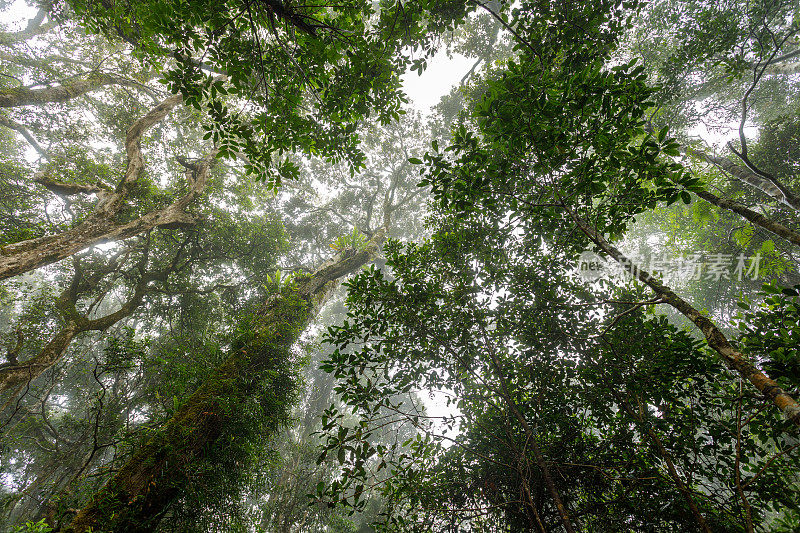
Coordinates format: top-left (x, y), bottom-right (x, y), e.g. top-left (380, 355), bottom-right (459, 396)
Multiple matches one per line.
top-left (63, 228), bottom-right (385, 532)
top-left (3, 0), bottom-right (450, 528)
top-left (416, 0), bottom-right (800, 427)
top-left (623, 0), bottom-right (800, 243)
top-left (316, 0), bottom-right (800, 530)
top-left (320, 206), bottom-right (800, 531)
top-left (4, 0), bottom-right (800, 530)
top-left (67, 0), bottom-right (471, 182)
top-left (0, 10), bottom-right (213, 280)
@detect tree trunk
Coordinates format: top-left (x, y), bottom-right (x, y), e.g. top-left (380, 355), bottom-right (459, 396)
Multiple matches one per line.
top-left (565, 206), bottom-right (800, 428)
top-left (63, 231), bottom-right (385, 533)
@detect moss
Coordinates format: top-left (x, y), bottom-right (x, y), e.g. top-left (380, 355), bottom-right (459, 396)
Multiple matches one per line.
top-left (67, 288), bottom-right (308, 532)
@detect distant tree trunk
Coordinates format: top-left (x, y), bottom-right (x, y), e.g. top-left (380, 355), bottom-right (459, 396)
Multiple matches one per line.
top-left (63, 230), bottom-right (385, 533)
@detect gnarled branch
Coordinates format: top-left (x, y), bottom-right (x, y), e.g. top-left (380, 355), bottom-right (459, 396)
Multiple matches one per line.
top-left (0, 93), bottom-right (216, 281)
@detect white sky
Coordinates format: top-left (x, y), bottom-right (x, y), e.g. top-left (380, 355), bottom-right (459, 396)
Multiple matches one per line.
top-left (401, 51), bottom-right (475, 113)
top-left (4, 0), bottom-right (34, 26)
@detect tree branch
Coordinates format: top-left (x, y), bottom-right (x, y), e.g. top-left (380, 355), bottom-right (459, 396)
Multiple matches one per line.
top-left (684, 144), bottom-right (800, 212)
top-left (0, 114), bottom-right (48, 158)
top-left (0, 72), bottom-right (153, 108)
top-left (34, 176), bottom-right (112, 197)
top-left (692, 187), bottom-right (800, 247)
top-left (562, 202), bottom-right (800, 429)
top-left (0, 93), bottom-right (196, 280)
top-left (0, 9), bottom-right (57, 45)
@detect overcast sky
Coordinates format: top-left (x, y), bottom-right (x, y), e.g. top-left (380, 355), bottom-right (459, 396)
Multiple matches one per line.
top-left (401, 51), bottom-right (475, 113)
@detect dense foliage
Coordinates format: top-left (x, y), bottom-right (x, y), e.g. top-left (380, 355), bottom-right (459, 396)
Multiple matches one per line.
top-left (0, 0), bottom-right (799, 532)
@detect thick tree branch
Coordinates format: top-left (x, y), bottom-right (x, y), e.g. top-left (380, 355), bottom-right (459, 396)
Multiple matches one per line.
top-left (763, 47), bottom-right (800, 67)
top-left (763, 59), bottom-right (800, 75)
top-left (0, 234), bottom-right (195, 395)
top-left (0, 272), bottom-right (149, 395)
top-left (692, 188), bottom-right (800, 247)
top-left (727, 31), bottom-right (800, 212)
top-left (684, 144), bottom-right (800, 212)
top-left (0, 9), bottom-right (57, 45)
top-left (726, 141), bottom-right (800, 211)
top-left (0, 93), bottom-right (208, 281)
top-left (34, 176), bottom-right (112, 197)
top-left (0, 72), bottom-right (152, 108)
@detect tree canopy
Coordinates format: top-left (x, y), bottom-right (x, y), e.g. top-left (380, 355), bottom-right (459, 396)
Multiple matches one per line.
top-left (1, 0), bottom-right (799, 532)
